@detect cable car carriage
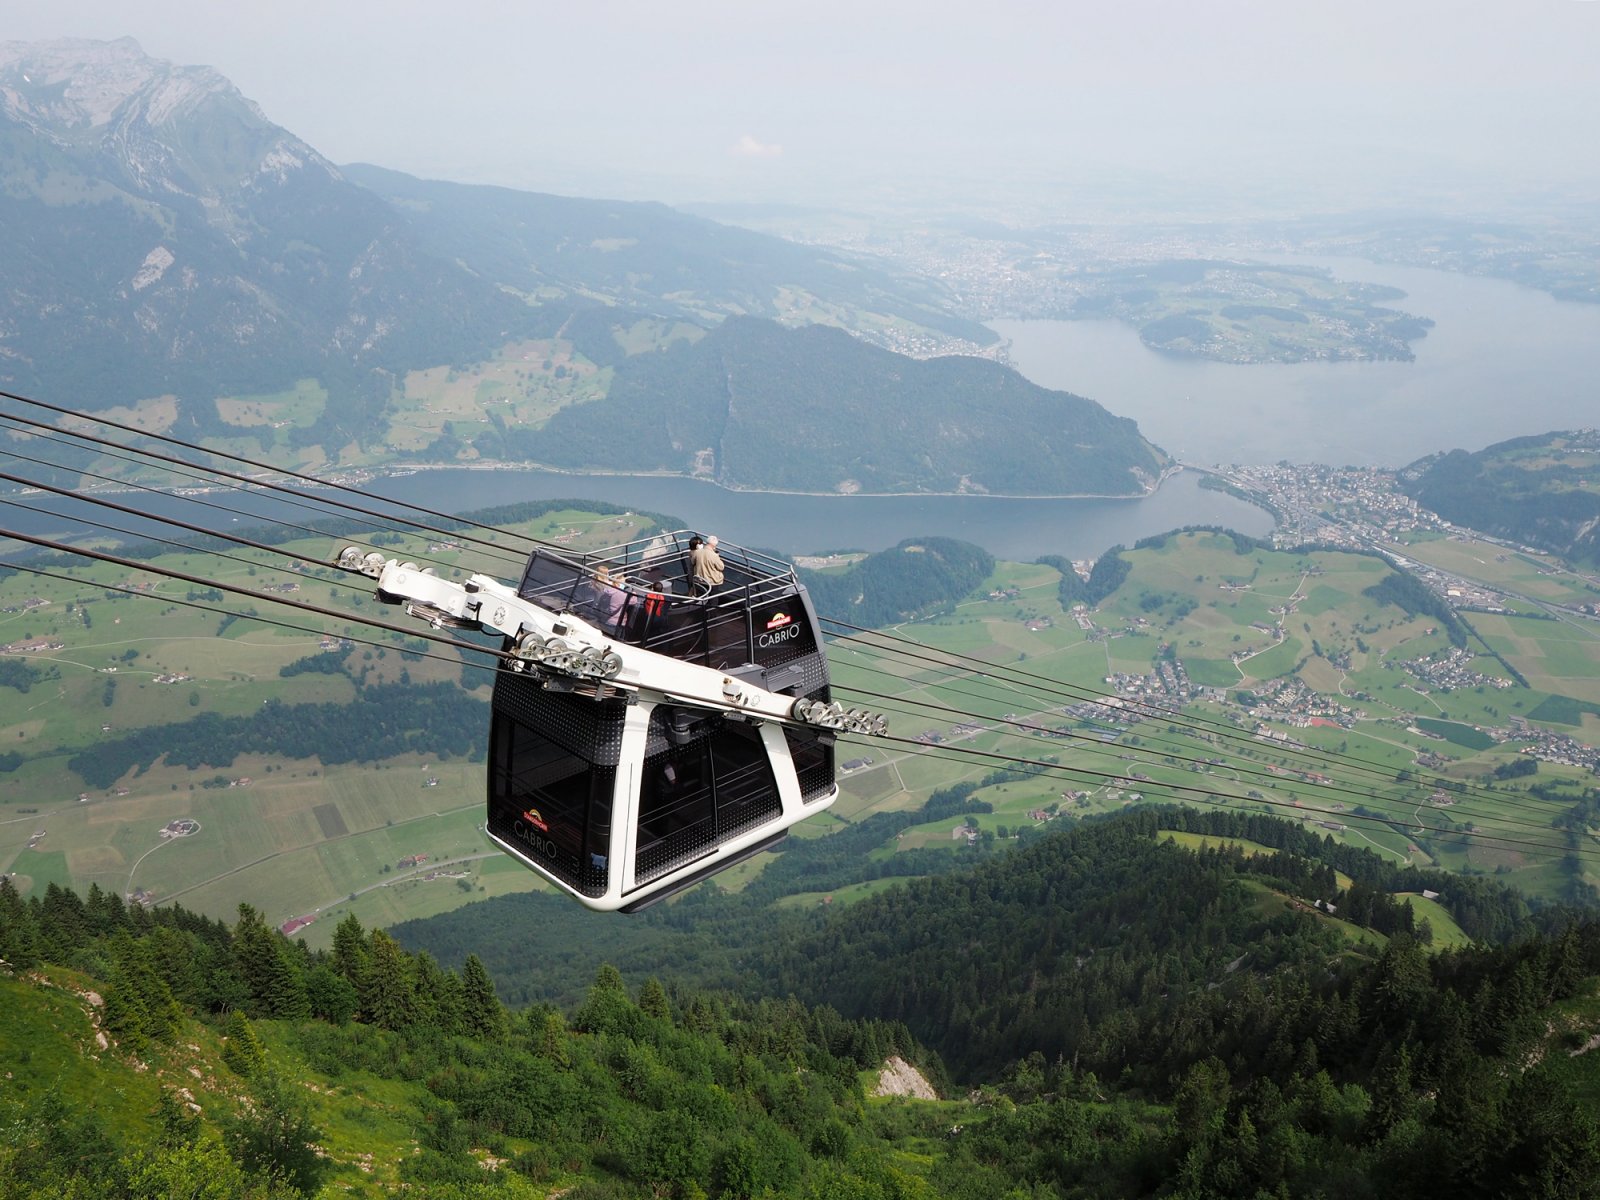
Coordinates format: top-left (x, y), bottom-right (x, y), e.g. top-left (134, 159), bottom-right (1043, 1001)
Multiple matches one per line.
top-left (337, 532), bottom-right (885, 912)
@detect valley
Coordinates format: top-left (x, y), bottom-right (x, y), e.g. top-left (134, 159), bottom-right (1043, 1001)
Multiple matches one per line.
top-left (4, 477), bottom-right (1598, 948)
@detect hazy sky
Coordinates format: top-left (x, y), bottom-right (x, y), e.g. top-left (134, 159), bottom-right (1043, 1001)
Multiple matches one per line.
top-left (8, 1), bottom-right (1600, 212)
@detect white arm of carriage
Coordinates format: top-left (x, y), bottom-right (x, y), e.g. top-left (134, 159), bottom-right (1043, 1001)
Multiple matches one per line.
top-left (335, 547), bottom-right (885, 736)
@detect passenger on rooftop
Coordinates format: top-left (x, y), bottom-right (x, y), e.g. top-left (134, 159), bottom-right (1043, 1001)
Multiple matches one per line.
top-left (689, 534), bottom-right (724, 597)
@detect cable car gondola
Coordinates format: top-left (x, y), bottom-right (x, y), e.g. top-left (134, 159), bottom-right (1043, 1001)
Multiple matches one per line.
top-left (337, 531), bottom-right (886, 912)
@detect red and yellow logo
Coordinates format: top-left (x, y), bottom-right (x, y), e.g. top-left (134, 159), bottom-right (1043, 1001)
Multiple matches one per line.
top-left (522, 808), bottom-right (549, 831)
top-left (765, 611), bottom-right (793, 631)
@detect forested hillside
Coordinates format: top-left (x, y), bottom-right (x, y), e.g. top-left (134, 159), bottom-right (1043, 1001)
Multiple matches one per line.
top-left (0, 881), bottom-right (927, 1198)
top-left (8, 812), bottom-right (1600, 1198)
top-left (398, 808), bottom-right (1545, 1075)
top-left (510, 317), bottom-right (1169, 495)
top-left (68, 681), bottom-right (487, 790)
top-left (751, 808), bottom-right (1538, 1079)
top-left (1402, 432), bottom-right (1600, 566)
top-left (800, 537), bottom-right (996, 627)
top-left (343, 165), bottom-right (990, 346)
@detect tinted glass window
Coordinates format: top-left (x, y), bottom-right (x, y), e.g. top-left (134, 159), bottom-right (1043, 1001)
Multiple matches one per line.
top-left (487, 707), bottom-right (615, 897)
top-left (709, 720), bottom-right (781, 831)
top-left (634, 710), bottom-right (782, 888)
top-left (517, 552), bottom-right (584, 609)
top-left (635, 732), bottom-right (716, 885)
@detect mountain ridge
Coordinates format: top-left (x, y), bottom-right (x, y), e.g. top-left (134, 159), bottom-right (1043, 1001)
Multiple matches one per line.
top-left (508, 315), bottom-right (1169, 495)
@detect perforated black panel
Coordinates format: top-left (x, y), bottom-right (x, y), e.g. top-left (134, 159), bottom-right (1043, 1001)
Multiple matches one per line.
top-left (493, 670), bottom-right (625, 767)
top-left (487, 671), bottom-right (626, 897)
top-left (784, 725), bottom-right (836, 804)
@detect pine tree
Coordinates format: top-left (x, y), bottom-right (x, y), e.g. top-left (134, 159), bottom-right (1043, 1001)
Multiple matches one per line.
top-left (36, 882), bottom-right (89, 959)
top-left (232, 903), bottom-right (309, 1020)
top-left (153, 1087), bottom-right (201, 1150)
top-left (303, 964), bottom-right (358, 1024)
top-left (0, 874), bottom-right (40, 969)
top-left (361, 930), bottom-right (416, 1031)
top-left (411, 950), bottom-right (447, 1030)
top-left (222, 1070), bottom-right (327, 1195)
top-left (220, 1009), bottom-right (267, 1078)
top-left (638, 976), bottom-right (671, 1022)
top-left (460, 953), bottom-right (507, 1042)
top-left (536, 1010), bottom-right (569, 1065)
top-left (330, 913), bottom-right (369, 994)
top-left (122, 934), bottom-right (182, 1043)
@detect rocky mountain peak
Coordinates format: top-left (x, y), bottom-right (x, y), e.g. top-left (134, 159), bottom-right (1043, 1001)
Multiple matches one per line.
top-left (0, 37), bottom-right (330, 197)
top-left (0, 38), bottom-right (227, 130)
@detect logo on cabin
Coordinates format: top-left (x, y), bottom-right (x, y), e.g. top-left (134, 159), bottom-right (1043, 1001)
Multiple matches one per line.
top-left (522, 808), bottom-right (549, 832)
top-left (765, 611), bottom-right (793, 631)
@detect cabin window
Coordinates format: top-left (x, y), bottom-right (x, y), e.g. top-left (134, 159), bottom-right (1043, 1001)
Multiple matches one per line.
top-left (487, 682), bottom-right (621, 897)
top-left (634, 710), bottom-right (780, 887)
top-left (516, 552), bottom-right (585, 611)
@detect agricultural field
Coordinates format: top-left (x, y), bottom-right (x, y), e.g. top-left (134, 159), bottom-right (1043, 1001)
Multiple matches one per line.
top-left (0, 506), bottom-right (654, 934)
top-left (214, 379), bottom-right (330, 431)
top-left (5, 517), bottom-right (1599, 938)
top-left (828, 530), bottom-right (1600, 906)
top-left (1469, 611), bottom-right (1600, 705)
top-left (385, 338), bottom-right (612, 457)
top-left (1387, 531), bottom-right (1600, 608)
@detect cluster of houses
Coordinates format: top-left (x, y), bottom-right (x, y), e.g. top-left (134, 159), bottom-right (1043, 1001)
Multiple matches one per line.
top-left (0, 636), bottom-right (62, 654)
top-left (1398, 646), bottom-right (1513, 692)
top-left (1217, 463), bottom-right (1448, 550)
top-left (1240, 676), bottom-right (1360, 729)
top-left (1103, 656), bottom-right (1197, 706)
top-left (1489, 719), bottom-right (1600, 773)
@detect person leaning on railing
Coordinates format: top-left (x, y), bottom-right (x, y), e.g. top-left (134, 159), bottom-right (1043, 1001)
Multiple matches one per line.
top-left (689, 534), bottom-right (724, 597)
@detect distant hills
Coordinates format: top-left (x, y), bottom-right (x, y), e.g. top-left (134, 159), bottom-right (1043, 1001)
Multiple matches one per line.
top-left (0, 39), bottom-right (985, 414)
top-left (507, 316), bottom-right (1169, 495)
top-left (1401, 430), bottom-right (1600, 566)
top-left (0, 38), bottom-right (1179, 498)
top-left (343, 163), bottom-right (990, 346)
top-left (0, 38), bottom-right (530, 409)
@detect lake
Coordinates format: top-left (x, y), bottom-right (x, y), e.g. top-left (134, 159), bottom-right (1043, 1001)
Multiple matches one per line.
top-left (8, 463), bottom-right (1266, 566)
top-left (992, 256), bottom-right (1600, 467)
top-left (365, 464), bottom-right (1271, 563)
top-left (36, 255), bottom-right (1591, 565)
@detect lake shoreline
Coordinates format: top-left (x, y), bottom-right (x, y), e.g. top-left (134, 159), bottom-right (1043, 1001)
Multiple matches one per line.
top-left (992, 256), bottom-right (1600, 468)
top-left (361, 459), bottom-right (1184, 503)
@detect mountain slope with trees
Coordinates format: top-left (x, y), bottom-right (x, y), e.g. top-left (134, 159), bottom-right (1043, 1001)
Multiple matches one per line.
top-left (343, 164), bottom-right (991, 346)
top-left (7, 814), bottom-right (1600, 1198)
top-left (1401, 431), bottom-right (1600, 566)
top-left (0, 40), bottom-right (992, 435)
top-left (0, 38), bottom-right (534, 419)
top-left (510, 316), bottom-right (1169, 495)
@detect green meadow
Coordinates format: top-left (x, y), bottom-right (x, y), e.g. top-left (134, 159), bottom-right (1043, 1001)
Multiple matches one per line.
top-left (5, 521), bottom-right (1599, 931)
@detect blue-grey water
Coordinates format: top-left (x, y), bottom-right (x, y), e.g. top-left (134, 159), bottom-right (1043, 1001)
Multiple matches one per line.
top-left (363, 465), bottom-right (1269, 562)
top-left (26, 255), bottom-right (1595, 564)
top-left (992, 256), bottom-right (1600, 467)
top-left (7, 462), bottom-right (1268, 565)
